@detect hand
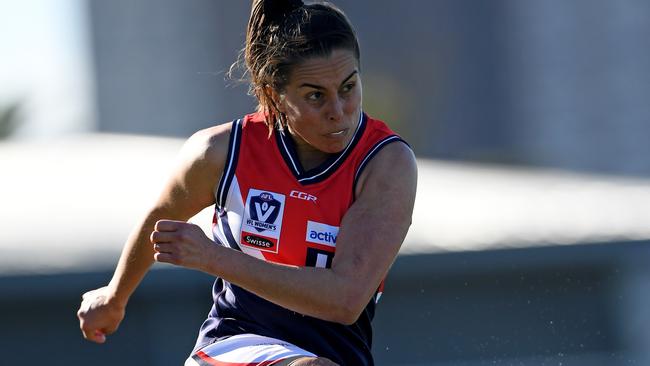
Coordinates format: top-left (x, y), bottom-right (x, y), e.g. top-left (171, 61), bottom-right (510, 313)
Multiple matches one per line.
top-left (77, 287), bottom-right (126, 343)
top-left (150, 220), bottom-right (216, 271)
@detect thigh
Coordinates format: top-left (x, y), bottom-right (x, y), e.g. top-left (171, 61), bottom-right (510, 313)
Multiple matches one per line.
top-left (275, 356), bottom-right (339, 366)
top-left (185, 333), bottom-right (317, 366)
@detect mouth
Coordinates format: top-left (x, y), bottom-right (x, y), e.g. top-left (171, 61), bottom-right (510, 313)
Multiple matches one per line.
top-left (326, 129), bottom-right (347, 137)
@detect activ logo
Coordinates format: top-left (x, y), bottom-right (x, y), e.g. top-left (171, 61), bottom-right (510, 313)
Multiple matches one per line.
top-left (306, 221), bottom-right (339, 247)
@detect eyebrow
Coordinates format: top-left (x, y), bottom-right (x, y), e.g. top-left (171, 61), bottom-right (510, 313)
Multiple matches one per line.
top-left (298, 70), bottom-right (358, 90)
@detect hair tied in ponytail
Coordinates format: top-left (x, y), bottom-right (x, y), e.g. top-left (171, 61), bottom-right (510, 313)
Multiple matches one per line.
top-left (256, 0), bottom-right (304, 25)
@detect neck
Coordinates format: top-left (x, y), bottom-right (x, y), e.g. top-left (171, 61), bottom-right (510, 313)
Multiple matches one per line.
top-left (286, 126), bottom-right (331, 171)
top-left (296, 145), bottom-right (331, 171)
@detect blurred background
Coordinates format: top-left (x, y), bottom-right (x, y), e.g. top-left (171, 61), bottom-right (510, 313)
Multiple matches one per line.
top-left (1, 0), bottom-right (649, 365)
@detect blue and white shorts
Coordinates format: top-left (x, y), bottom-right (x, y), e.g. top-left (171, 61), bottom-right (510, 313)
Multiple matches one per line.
top-left (185, 334), bottom-right (317, 366)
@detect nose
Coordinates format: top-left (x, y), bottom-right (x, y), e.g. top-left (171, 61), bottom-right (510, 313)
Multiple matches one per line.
top-left (327, 97), bottom-right (344, 122)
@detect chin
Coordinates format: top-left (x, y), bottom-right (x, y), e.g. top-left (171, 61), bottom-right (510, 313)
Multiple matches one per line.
top-left (322, 143), bottom-right (347, 154)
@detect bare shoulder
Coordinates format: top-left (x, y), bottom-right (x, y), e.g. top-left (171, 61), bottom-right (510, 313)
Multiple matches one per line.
top-left (355, 141), bottom-right (417, 199)
top-left (150, 121), bottom-right (236, 216)
top-left (181, 121), bottom-right (234, 169)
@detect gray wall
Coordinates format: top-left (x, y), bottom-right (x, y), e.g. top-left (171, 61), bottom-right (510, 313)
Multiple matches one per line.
top-left (89, 0), bottom-right (254, 137)
top-left (89, 0), bottom-right (650, 176)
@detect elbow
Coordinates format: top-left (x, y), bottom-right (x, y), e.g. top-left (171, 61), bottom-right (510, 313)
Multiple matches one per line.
top-left (329, 288), bottom-right (369, 325)
top-left (336, 310), bottom-right (363, 326)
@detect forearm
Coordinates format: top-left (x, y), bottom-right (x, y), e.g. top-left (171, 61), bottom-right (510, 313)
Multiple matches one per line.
top-left (107, 208), bottom-right (185, 307)
top-left (151, 221), bottom-right (381, 324)
top-left (105, 215), bottom-right (157, 307)
top-left (205, 246), bottom-right (369, 324)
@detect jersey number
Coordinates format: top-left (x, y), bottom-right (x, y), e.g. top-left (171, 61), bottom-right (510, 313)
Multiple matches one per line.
top-left (305, 248), bottom-right (334, 268)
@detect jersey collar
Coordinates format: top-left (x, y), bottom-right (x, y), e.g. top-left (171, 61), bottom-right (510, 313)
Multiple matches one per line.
top-left (275, 111), bottom-right (367, 185)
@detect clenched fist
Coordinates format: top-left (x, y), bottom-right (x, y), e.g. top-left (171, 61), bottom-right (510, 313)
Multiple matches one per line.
top-left (77, 287), bottom-right (125, 343)
top-left (150, 220), bottom-right (217, 272)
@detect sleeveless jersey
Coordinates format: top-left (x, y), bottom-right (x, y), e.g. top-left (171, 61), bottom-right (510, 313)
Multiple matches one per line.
top-left (193, 111), bottom-right (407, 366)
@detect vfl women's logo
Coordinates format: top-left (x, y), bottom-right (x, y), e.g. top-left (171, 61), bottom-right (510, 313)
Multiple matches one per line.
top-left (241, 189), bottom-right (286, 254)
top-left (248, 192), bottom-right (281, 233)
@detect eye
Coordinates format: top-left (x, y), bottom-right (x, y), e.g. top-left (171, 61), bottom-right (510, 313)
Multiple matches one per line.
top-left (341, 82), bottom-right (356, 93)
top-left (306, 91), bottom-right (323, 102)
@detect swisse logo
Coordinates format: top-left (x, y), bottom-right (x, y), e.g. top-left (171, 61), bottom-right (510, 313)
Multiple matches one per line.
top-left (290, 190), bottom-right (317, 202)
top-left (243, 235), bottom-right (274, 249)
top-left (305, 221), bottom-right (339, 247)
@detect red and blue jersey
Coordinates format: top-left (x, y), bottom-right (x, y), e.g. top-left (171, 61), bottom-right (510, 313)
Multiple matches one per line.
top-left (192, 111), bottom-right (407, 365)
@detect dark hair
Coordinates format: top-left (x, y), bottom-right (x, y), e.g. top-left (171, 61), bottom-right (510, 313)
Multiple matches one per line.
top-left (236, 0), bottom-right (360, 129)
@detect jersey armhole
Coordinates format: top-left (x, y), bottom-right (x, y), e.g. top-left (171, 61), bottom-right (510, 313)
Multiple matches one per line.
top-left (352, 135), bottom-right (411, 200)
top-left (214, 118), bottom-right (243, 211)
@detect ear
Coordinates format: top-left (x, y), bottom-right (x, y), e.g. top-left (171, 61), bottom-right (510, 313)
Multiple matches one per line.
top-left (264, 85), bottom-right (285, 113)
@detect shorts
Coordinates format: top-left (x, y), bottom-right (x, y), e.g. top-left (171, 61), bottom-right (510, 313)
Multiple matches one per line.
top-left (184, 333), bottom-right (317, 366)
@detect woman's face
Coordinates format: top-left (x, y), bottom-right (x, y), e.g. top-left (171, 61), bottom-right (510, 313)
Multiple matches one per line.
top-left (276, 48), bottom-right (362, 154)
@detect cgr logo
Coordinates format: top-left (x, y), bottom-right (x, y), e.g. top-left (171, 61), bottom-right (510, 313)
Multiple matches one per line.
top-left (305, 221), bottom-right (339, 247)
top-left (290, 190), bottom-right (317, 202)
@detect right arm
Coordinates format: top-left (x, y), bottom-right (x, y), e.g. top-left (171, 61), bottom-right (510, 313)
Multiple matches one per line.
top-left (77, 122), bottom-right (231, 343)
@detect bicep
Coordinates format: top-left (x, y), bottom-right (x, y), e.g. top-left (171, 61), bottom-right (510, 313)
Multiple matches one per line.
top-left (151, 124), bottom-right (231, 220)
top-left (332, 142), bottom-right (417, 294)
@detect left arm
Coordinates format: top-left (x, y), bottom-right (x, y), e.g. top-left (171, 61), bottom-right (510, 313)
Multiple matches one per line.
top-left (152, 142), bottom-right (417, 324)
